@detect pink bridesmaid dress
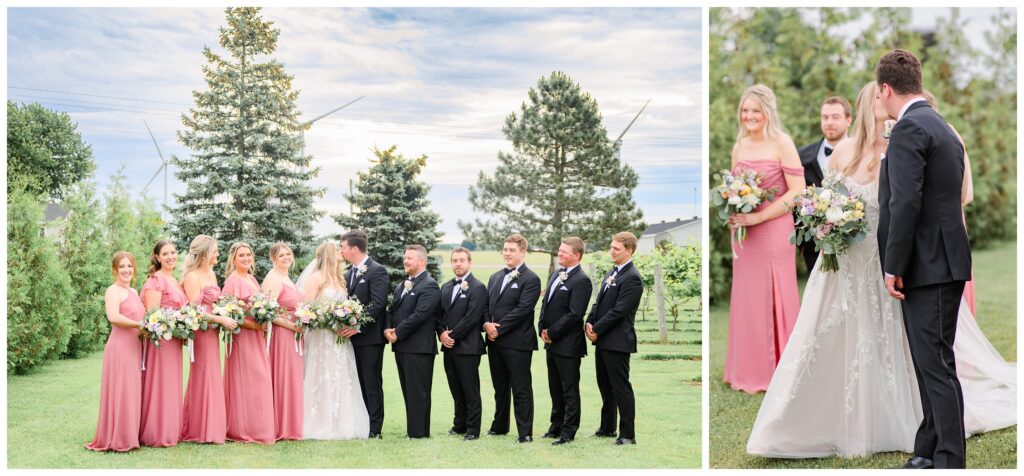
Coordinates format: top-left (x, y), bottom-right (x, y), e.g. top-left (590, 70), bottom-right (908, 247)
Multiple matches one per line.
top-left (139, 272), bottom-right (187, 446)
top-left (724, 159), bottom-right (803, 393)
top-left (85, 287), bottom-right (144, 452)
top-left (180, 284), bottom-right (227, 443)
top-left (270, 283), bottom-right (303, 441)
top-left (222, 272), bottom-right (276, 444)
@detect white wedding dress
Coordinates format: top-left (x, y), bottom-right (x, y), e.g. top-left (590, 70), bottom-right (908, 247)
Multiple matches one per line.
top-left (746, 176), bottom-right (1016, 458)
top-left (302, 286), bottom-right (371, 440)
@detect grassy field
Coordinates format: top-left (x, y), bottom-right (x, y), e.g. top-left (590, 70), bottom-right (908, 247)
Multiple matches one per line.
top-left (8, 250), bottom-right (700, 468)
top-left (709, 240), bottom-right (1018, 469)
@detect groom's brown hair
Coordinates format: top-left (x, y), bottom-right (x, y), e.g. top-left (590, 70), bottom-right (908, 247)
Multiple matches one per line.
top-left (876, 49), bottom-right (923, 95)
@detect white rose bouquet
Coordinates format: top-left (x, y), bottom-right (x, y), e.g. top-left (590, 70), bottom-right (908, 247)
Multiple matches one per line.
top-left (790, 172), bottom-right (869, 272)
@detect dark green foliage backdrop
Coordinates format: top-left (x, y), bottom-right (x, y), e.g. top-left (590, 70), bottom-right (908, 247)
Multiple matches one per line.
top-left (709, 8), bottom-right (1016, 303)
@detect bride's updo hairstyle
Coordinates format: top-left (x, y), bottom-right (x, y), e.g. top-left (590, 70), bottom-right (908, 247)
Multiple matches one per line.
top-left (313, 241), bottom-right (347, 297)
top-left (844, 81), bottom-right (883, 180)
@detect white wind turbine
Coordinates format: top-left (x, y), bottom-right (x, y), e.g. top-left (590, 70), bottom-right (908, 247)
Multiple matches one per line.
top-left (142, 119), bottom-right (174, 214)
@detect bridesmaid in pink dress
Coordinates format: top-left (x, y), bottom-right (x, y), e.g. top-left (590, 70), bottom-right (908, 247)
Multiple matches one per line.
top-left (263, 242), bottom-right (304, 441)
top-left (140, 239), bottom-right (187, 447)
top-left (724, 84), bottom-right (806, 393)
top-left (222, 241), bottom-right (276, 444)
top-left (180, 235), bottom-right (238, 443)
top-left (86, 252), bottom-right (144, 452)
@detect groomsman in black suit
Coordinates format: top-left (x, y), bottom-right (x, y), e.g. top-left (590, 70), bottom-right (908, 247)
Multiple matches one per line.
top-left (384, 245), bottom-right (442, 439)
top-left (586, 231), bottom-right (644, 446)
top-left (538, 237), bottom-right (593, 446)
top-left (339, 230), bottom-right (390, 438)
top-left (483, 233), bottom-right (541, 443)
top-left (797, 96), bottom-right (852, 271)
top-left (438, 247), bottom-right (488, 441)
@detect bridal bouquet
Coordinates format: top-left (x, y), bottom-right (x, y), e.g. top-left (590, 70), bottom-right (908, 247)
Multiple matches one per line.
top-left (248, 293), bottom-right (281, 353)
top-left (175, 304), bottom-right (208, 363)
top-left (321, 298), bottom-right (371, 344)
top-left (790, 173), bottom-right (869, 272)
top-left (712, 168), bottom-right (777, 248)
top-left (211, 294), bottom-right (245, 354)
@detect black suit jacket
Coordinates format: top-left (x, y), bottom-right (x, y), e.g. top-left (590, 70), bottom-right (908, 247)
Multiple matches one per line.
top-left (878, 101), bottom-right (972, 289)
top-left (345, 257), bottom-right (390, 347)
top-left (538, 266), bottom-right (592, 359)
top-left (486, 264), bottom-right (541, 352)
top-left (586, 261), bottom-right (643, 354)
top-left (386, 271), bottom-right (441, 355)
top-left (439, 273), bottom-right (488, 356)
top-left (798, 138), bottom-right (826, 188)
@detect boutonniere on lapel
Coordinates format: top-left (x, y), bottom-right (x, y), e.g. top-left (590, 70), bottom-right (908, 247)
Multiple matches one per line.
top-left (882, 119), bottom-right (896, 139)
top-left (404, 279), bottom-right (414, 292)
top-left (459, 280), bottom-right (470, 292)
top-left (355, 264), bottom-right (368, 277)
top-left (558, 270), bottom-right (568, 283)
top-left (605, 275), bottom-right (616, 287)
top-left (509, 270), bottom-right (521, 281)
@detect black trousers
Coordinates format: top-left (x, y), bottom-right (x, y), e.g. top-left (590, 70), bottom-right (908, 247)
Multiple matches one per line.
top-left (546, 351), bottom-right (582, 439)
top-left (443, 352), bottom-right (482, 436)
top-left (800, 242), bottom-right (818, 274)
top-left (595, 349), bottom-right (635, 439)
top-left (902, 281), bottom-right (966, 469)
top-left (487, 346), bottom-right (534, 437)
top-left (395, 352), bottom-right (434, 438)
top-left (353, 344), bottom-right (385, 434)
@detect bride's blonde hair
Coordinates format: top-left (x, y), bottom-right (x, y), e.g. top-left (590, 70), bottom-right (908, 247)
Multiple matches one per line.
top-left (844, 81), bottom-right (883, 180)
top-left (313, 241), bottom-right (347, 297)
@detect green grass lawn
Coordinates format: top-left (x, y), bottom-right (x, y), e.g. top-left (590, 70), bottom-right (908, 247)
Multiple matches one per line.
top-left (8, 251), bottom-right (700, 468)
top-left (709, 240), bottom-right (1017, 469)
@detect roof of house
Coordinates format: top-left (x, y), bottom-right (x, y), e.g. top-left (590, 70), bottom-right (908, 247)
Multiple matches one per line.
top-left (642, 217), bottom-right (700, 236)
top-left (44, 203), bottom-right (69, 221)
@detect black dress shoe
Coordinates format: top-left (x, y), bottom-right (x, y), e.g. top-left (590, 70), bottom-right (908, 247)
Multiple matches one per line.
top-left (615, 437), bottom-right (637, 445)
top-left (551, 437), bottom-right (572, 446)
top-left (896, 456), bottom-right (934, 469)
top-left (516, 435), bottom-right (533, 443)
top-left (541, 431), bottom-right (558, 438)
top-left (486, 430), bottom-right (508, 436)
top-left (368, 432), bottom-right (381, 439)
top-left (594, 429), bottom-right (617, 438)
top-left (448, 428), bottom-right (466, 436)
top-left (463, 434), bottom-right (479, 441)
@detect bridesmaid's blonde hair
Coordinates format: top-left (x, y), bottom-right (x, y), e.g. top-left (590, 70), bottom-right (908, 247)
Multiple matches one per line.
top-left (224, 241), bottom-right (254, 279)
top-left (269, 242), bottom-right (294, 270)
top-left (313, 241), bottom-right (347, 297)
top-left (736, 84), bottom-right (785, 143)
top-left (183, 235), bottom-right (217, 281)
top-left (844, 81), bottom-right (883, 181)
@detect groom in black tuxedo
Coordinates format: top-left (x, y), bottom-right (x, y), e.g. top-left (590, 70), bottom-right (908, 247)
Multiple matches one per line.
top-left (438, 247), bottom-right (488, 440)
top-left (538, 237), bottom-right (593, 446)
top-left (876, 49), bottom-right (972, 469)
top-left (797, 96), bottom-right (852, 272)
top-left (483, 233), bottom-right (541, 443)
top-left (384, 245), bottom-right (442, 438)
top-left (339, 229), bottom-right (390, 438)
top-left (586, 231), bottom-right (643, 446)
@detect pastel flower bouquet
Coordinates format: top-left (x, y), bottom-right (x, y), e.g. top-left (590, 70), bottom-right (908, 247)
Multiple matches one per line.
top-left (790, 173), bottom-right (870, 272)
top-left (712, 168), bottom-right (777, 249)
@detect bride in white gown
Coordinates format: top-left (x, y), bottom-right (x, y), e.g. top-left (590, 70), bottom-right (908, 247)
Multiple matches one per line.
top-left (297, 241), bottom-right (370, 440)
top-left (746, 81), bottom-right (1016, 459)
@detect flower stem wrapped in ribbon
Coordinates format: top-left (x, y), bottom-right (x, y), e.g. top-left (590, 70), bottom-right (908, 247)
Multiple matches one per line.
top-left (292, 301), bottom-right (320, 356)
top-left (176, 303), bottom-right (208, 363)
top-left (790, 172), bottom-right (870, 272)
top-left (712, 168), bottom-right (777, 257)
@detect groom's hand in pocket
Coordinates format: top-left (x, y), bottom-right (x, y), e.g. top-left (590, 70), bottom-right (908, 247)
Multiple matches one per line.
top-left (884, 275), bottom-right (905, 300)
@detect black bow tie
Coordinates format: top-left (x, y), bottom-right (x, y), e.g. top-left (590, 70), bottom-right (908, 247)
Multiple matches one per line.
top-left (824, 147), bottom-right (833, 157)
top-left (454, 278), bottom-right (463, 284)
top-left (503, 267), bottom-right (514, 276)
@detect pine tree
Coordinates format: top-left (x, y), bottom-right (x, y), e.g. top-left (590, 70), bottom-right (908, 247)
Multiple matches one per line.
top-left (58, 181), bottom-right (111, 357)
top-left (459, 71), bottom-right (645, 276)
top-left (7, 187), bottom-right (75, 373)
top-left (335, 146), bottom-right (442, 285)
top-left (173, 7), bottom-right (323, 277)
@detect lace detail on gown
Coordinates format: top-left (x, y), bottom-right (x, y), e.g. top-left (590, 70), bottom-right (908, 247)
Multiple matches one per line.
top-left (302, 287), bottom-right (370, 440)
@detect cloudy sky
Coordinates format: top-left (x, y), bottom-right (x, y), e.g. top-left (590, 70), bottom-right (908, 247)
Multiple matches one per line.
top-left (7, 7), bottom-right (703, 242)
